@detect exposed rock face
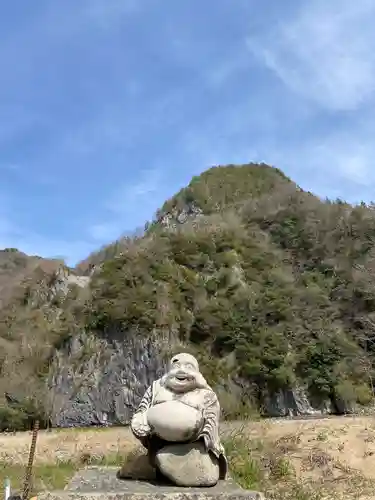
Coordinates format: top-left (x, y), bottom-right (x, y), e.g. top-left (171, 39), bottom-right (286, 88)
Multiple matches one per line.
top-left (49, 334), bottom-right (355, 427)
top-left (262, 386), bottom-right (356, 417)
top-left (158, 202), bottom-right (203, 228)
top-left (262, 386), bottom-right (334, 417)
top-left (27, 265), bottom-right (90, 307)
top-left (49, 267), bottom-right (90, 300)
top-left (48, 331), bottom-right (170, 427)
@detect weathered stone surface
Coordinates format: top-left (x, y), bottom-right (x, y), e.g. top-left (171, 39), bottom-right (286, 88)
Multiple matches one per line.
top-left (130, 352), bottom-right (228, 485)
top-left (158, 202), bottom-right (203, 229)
top-left (37, 467), bottom-right (264, 500)
top-left (48, 332), bottom-right (170, 427)
top-left (147, 401), bottom-right (203, 442)
top-left (156, 442), bottom-right (220, 487)
top-left (118, 450), bottom-right (157, 481)
top-left (262, 386), bottom-right (334, 417)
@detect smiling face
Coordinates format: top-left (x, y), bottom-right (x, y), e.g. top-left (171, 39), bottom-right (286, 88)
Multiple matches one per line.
top-left (162, 353), bottom-right (208, 393)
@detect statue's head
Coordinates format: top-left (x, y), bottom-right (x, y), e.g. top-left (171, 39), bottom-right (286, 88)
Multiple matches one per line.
top-left (161, 352), bottom-right (209, 393)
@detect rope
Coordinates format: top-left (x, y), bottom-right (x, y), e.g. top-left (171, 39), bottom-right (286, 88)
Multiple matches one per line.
top-left (21, 419), bottom-right (39, 500)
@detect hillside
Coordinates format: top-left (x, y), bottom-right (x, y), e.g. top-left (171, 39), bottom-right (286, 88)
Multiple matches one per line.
top-left (0, 252), bottom-right (89, 430)
top-left (2, 162), bottom-right (375, 430)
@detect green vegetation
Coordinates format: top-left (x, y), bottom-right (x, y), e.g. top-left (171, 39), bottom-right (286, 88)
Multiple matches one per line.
top-left (0, 454), bottom-right (127, 496)
top-left (0, 460), bottom-right (77, 496)
top-left (1, 163), bottom-right (375, 429)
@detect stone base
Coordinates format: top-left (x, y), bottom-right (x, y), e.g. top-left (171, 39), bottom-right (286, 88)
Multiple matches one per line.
top-left (155, 442), bottom-right (220, 487)
top-left (37, 466), bottom-right (264, 500)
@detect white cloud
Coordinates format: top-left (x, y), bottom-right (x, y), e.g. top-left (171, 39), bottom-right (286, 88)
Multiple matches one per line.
top-left (82, 0), bottom-right (141, 29)
top-left (0, 219), bottom-right (16, 239)
top-left (88, 222), bottom-right (121, 242)
top-left (0, 163), bottom-right (20, 172)
top-left (0, 189), bottom-right (91, 265)
top-left (105, 169), bottom-right (161, 215)
top-left (41, 0), bottom-right (141, 39)
top-left (204, 48), bottom-right (251, 88)
top-left (247, 0), bottom-right (375, 110)
top-left (260, 122), bottom-right (375, 204)
top-left (0, 216), bottom-right (90, 266)
top-left (300, 129), bottom-right (374, 185)
top-left (304, 143), bottom-right (372, 186)
top-left (86, 169), bottom-right (163, 244)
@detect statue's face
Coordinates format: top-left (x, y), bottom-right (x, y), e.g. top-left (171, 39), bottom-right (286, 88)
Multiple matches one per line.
top-left (162, 353), bottom-right (208, 393)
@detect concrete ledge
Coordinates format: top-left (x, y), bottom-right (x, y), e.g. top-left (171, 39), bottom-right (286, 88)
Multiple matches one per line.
top-left (37, 466), bottom-right (264, 500)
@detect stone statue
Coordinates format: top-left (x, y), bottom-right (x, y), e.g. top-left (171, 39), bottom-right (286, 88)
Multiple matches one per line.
top-left (130, 353), bottom-right (228, 487)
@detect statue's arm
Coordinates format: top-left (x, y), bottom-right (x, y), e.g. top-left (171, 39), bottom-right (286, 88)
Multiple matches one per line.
top-left (200, 392), bottom-right (221, 453)
top-left (130, 384), bottom-right (153, 439)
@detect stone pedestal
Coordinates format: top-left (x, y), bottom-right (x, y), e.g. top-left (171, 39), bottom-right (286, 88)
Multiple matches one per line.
top-left (37, 466), bottom-right (264, 500)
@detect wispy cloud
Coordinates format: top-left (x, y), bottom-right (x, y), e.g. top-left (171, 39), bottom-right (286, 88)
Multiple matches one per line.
top-left (88, 223), bottom-right (120, 242)
top-left (82, 0), bottom-right (142, 29)
top-left (2, 0), bottom-right (375, 265)
top-left (87, 169), bottom-right (164, 244)
top-left (247, 0), bottom-right (375, 111)
top-left (0, 189), bottom-right (90, 265)
top-left (258, 116), bottom-right (375, 204)
top-left (104, 169), bottom-right (161, 215)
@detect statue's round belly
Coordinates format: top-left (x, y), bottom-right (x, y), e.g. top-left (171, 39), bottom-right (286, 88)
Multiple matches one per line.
top-left (147, 401), bottom-right (203, 442)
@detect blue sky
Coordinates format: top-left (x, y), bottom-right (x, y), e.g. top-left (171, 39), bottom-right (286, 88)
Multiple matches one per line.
top-left (1, 0), bottom-right (375, 265)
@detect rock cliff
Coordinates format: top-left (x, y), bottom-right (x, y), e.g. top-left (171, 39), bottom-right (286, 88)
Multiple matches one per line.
top-left (49, 331), bottom-right (169, 427)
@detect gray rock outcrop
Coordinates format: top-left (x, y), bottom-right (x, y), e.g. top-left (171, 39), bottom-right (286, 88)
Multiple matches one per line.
top-left (48, 330), bottom-right (170, 427)
top-left (158, 202), bottom-right (203, 229)
top-left (262, 386), bottom-right (334, 417)
top-left (48, 328), bottom-right (357, 427)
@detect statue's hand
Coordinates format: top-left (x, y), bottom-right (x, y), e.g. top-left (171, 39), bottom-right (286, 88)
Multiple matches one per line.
top-left (202, 433), bottom-right (213, 451)
top-left (134, 421), bottom-right (151, 437)
top-left (131, 412), bottom-right (152, 438)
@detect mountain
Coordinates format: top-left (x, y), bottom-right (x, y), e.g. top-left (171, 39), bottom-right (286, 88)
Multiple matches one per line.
top-left (2, 162), bottom-right (375, 430)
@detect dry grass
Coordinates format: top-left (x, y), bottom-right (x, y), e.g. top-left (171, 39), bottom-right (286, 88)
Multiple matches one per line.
top-left (3, 417), bottom-right (375, 498)
top-left (237, 416), bottom-right (375, 481)
top-left (0, 427), bottom-right (139, 495)
top-left (0, 426), bottom-right (138, 465)
top-left (223, 416), bottom-right (375, 499)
